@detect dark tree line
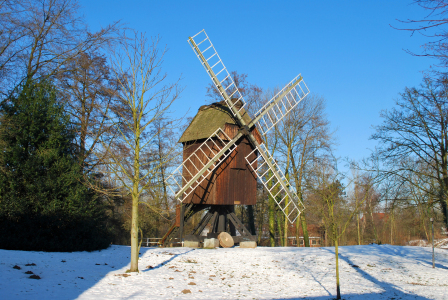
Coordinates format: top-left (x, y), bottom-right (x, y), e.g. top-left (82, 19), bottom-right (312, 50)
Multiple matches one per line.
top-left (0, 0), bottom-right (123, 251)
top-left (0, 79), bottom-right (112, 251)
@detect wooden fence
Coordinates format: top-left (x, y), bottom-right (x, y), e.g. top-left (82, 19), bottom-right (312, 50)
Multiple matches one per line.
top-left (141, 237), bottom-right (184, 247)
top-left (141, 238), bottom-right (162, 247)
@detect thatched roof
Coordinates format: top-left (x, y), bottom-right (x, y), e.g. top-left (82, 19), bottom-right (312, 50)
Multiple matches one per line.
top-left (179, 100), bottom-right (253, 143)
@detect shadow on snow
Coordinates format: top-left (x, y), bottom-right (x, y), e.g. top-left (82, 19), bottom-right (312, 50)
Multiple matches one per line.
top-left (0, 245), bottom-right (194, 300)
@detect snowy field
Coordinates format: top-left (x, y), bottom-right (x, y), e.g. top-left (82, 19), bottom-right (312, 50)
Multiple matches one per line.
top-left (1, 244), bottom-right (447, 300)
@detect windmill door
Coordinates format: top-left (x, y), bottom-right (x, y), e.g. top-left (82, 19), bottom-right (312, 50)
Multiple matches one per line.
top-left (225, 139), bottom-right (257, 206)
top-left (229, 168), bottom-right (247, 205)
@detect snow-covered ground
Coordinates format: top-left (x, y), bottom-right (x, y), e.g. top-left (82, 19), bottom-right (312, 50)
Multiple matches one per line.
top-left (1, 244), bottom-right (447, 299)
top-left (408, 238), bottom-right (448, 248)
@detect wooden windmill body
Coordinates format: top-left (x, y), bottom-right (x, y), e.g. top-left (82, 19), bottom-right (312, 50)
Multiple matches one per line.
top-left (160, 101), bottom-right (263, 245)
top-left (179, 101), bottom-right (262, 206)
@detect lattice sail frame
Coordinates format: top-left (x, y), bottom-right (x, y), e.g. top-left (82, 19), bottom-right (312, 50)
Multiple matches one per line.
top-left (254, 74), bottom-right (310, 136)
top-left (188, 30), bottom-right (247, 116)
top-left (245, 143), bottom-right (305, 223)
top-left (165, 128), bottom-right (236, 201)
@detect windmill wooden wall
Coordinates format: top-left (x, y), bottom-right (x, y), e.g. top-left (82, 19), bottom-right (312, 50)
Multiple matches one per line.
top-left (181, 123), bottom-right (262, 205)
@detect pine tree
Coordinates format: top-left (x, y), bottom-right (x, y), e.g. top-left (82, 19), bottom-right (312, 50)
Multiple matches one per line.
top-left (0, 80), bottom-right (111, 251)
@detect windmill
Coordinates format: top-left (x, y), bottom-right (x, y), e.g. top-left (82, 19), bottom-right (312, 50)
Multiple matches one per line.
top-left (160, 30), bottom-right (309, 246)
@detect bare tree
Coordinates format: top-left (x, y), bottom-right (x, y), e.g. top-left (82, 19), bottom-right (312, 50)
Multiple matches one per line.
top-left (57, 51), bottom-right (121, 172)
top-left (378, 161), bottom-right (441, 244)
top-left (255, 89), bottom-right (282, 247)
top-left (407, 169), bottom-right (434, 241)
top-left (353, 174), bottom-right (382, 244)
top-left (0, 0), bottom-right (119, 96)
top-left (370, 76), bottom-right (448, 227)
top-left (103, 31), bottom-right (181, 272)
top-left (142, 117), bottom-right (182, 237)
top-left (395, 0), bottom-right (448, 69)
top-left (308, 158), bottom-right (377, 300)
top-left (275, 94), bottom-right (333, 246)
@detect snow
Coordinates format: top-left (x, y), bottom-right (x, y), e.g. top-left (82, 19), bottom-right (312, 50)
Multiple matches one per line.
top-left (1, 244), bottom-right (447, 299)
top-left (435, 238), bottom-right (448, 249)
top-left (408, 239), bottom-right (448, 249)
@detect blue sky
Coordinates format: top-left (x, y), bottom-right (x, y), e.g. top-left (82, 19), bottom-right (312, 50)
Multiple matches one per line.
top-left (80, 0), bottom-right (434, 163)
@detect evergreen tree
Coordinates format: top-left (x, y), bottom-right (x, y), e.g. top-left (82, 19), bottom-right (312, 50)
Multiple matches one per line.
top-left (0, 80), bottom-right (111, 251)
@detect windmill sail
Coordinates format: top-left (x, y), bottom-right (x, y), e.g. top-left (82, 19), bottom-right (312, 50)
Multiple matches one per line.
top-left (188, 30), bottom-right (247, 117)
top-left (249, 74), bottom-right (309, 136)
top-left (245, 143), bottom-right (304, 223)
top-left (166, 128), bottom-right (240, 201)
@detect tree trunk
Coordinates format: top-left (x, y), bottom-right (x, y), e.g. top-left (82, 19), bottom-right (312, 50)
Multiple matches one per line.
top-left (390, 219), bottom-right (393, 245)
top-left (258, 191), bottom-right (267, 244)
top-left (296, 215), bottom-right (301, 247)
top-left (420, 206), bottom-right (429, 242)
top-left (301, 214), bottom-right (310, 247)
top-left (269, 196), bottom-right (276, 247)
top-left (283, 161), bottom-right (290, 247)
top-left (290, 152), bottom-right (307, 247)
top-left (247, 205), bottom-right (256, 235)
top-left (284, 197), bottom-right (289, 246)
top-left (442, 140), bottom-right (448, 227)
top-left (277, 210), bottom-right (284, 246)
top-left (130, 191), bottom-right (139, 272)
top-left (357, 213), bottom-right (361, 245)
top-left (130, 126), bottom-right (140, 273)
top-left (440, 194), bottom-right (448, 227)
top-left (335, 237), bottom-right (341, 299)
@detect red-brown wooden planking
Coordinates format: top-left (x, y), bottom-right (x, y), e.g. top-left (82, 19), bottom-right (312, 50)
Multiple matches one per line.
top-left (223, 123), bottom-right (238, 140)
top-left (251, 127), bottom-right (263, 145)
top-left (181, 134), bottom-right (258, 206)
top-left (181, 141), bottom-right (216, 204)
top-left (224, 123), bottom-right (263, 144)
top-left (175, 205), bottom-right (181, 227)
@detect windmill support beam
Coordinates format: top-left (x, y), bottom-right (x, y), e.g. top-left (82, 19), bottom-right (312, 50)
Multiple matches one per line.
top-left (179, 204), bottom-right (184, 242)
top-left (191, 211), bottom-right (213, 235)
top-left (227, 212), bottom-right (252, 237)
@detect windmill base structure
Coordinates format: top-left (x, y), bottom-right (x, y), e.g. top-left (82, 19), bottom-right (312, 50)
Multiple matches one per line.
top-left (160, 203), bottom-right (257, 246)
top-left (161, 29), bottom-right (309, 247)
top-left (160, 101), bottom-right (260, 246)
